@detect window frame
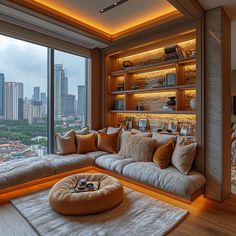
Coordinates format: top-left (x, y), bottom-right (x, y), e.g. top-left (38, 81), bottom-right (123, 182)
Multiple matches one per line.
top-left (0, 33), bottom-right (90, 156)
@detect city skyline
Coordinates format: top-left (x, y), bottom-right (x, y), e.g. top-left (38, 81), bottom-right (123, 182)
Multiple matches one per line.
top-left (0, 70), bottom-right (86, 123)
top-left (0, 34), bottom-right (87, 98)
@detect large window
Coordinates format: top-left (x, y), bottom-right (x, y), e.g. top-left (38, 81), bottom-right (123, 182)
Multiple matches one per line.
top-left (0, 35), bottom-right (88, 163)
top-left (54, 50), bottom-right (87, 134)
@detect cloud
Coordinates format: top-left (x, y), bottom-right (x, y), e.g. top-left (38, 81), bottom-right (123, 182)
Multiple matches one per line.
top-left (0, 35), bottom-right (87, 98)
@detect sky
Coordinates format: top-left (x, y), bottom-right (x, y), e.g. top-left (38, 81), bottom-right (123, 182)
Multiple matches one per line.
top-left (0, 35), bottom-right (86, 98)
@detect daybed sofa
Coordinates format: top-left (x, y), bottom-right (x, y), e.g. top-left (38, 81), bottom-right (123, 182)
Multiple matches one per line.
top-left (0, 130), bottom-right (205, 201)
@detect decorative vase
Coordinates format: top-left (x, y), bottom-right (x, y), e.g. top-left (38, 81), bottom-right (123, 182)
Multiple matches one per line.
top-left (190, 98), bottom-right (196, 110)
top-left (167, 97), bottom-right (176, 106)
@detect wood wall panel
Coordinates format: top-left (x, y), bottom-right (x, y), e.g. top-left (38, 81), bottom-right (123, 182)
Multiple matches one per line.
top-left (90, 48), bottom-right (102, 130)
top-left (205, 7), bottom-right (231, 201)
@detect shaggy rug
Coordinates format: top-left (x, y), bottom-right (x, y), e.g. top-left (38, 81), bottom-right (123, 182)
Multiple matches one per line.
top-left (11, 188), bottom-right (187, 236)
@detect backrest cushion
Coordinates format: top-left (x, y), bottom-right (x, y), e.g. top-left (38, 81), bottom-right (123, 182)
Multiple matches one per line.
top-left (119, 130), bottom-right (132, 150)
top-left (153, 139), bottom-right (175, 169)
top-left (119, 135), bottom-right (155, 161)
top-left (55, 130), bottom-right (76, 155)
top-left (76, 126), bottom-right (90, 135)
top-left (152, 132), bottom-right (176, 148)
top-left (171, 137), bottom-right (197, 175)
top-left (75, 133), bottom-right (97, 154)
top-left (97, 131), bottom-right (119, 153)
top-left (131, 128), bottom-right (152, 137)
top-left (107, 126), bottom-right (122, 134)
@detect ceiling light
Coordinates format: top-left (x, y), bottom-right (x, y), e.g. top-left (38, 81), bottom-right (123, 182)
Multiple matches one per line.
top-left (99, 0), bottom-right (129, 13)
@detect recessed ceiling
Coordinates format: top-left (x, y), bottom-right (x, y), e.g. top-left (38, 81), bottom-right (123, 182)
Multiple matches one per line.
top-left (25, 0), bottom-right (179, 36)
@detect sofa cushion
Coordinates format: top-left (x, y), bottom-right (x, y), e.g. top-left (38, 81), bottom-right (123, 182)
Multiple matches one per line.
top-left (75, 126), bottom-right (90, 135)
top-left (75, 133), bottom-right (97, 154)
top-left (153, 139), bottom-right (175, 169)
top-left (171, 137), bottom-right (197, 175)
top-left (95, 154), bottom-right (136, 174)
top-left (106, 126), bottom-right (122, 134)
top-left (0, 157), bottom-right (54, 189)
top-left (43, 154), bottom-right (93, 174)
top-left (97, 132), bottom-right (119, 153)
top-left (85, 151), bottom-right (109, 160)
top-left (119, 135), bottom-right (155, 162)
top-left (55, 130), bottom-right (76, 155)
top-left (0, 154), bottom-right (93, 190)
top-left (122, 162), bottom-right (205, 199)
top-left (152, 132), bottom-right (176, 148)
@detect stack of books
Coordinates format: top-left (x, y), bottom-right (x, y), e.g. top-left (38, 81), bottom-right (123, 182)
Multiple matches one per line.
top-left (146, 76), bottom-right (165, 88)
top-left (164, 45), bottom-right (186, 60)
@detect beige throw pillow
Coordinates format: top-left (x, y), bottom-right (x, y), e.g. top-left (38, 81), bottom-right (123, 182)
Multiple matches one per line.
top-left (107, 126), bottom-right (122, 134)
top-left (55, 130), bottom-right (76, 155)
top-left (75, 126), bottom-right (89, 135)
top-left (119, 135), bottom-right (155, 162)
top-left (171, 137), bottom-right (197, 175)
top-left (119, 130), bottom-right (132, 150)
top-left (152, 132), bottom-right (176, 148)
top-left (131, 128), bottom-right (152, 137)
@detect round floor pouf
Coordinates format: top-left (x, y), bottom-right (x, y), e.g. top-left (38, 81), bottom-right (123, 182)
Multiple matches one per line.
top-left (48, 173), bottom-right (124, 215)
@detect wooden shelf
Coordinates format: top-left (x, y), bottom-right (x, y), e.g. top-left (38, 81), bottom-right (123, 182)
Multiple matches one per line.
top-left (110, 84), bottom-right (196, 95)
top-left (110, 56), bottom-right (196, 77)
top-left (110, 110), bottom-right (196, 115)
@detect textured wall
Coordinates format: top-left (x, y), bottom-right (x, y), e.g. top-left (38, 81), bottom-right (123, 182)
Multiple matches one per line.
top-left (205, 7), bottom-right (231, 201)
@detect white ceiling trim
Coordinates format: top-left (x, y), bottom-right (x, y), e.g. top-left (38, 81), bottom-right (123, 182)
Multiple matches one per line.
top-left (0, 4), bottom-right (108, 49)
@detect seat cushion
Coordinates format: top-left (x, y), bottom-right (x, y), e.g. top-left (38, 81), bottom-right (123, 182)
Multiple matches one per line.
top-left (0, 154), bottom-right (93, 190)
top-left (0, 157), bottom-right (55, 190)
top-left (122, 162), bottom-right (205, 199)
top-left (95, 154), bottom-right (136, 174)
top-left (43, 154), bottom-right (93, 174)
top-left (85, 151), bottom-right (109, 160)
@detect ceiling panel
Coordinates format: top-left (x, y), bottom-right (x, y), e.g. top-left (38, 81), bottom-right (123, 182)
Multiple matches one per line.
top-left (30, 0), bottom-right (178, 35)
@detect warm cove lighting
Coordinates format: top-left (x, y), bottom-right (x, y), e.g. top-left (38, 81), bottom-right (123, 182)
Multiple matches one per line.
top-left (24, 0), bottom-right (179, 36)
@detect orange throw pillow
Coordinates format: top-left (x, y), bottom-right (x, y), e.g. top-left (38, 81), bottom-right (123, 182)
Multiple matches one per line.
top-left (75, 133), bottom-right (97, 154)
top-left (153, 139), bottom-right (175, 169)
top-left (97, 132), bottom-right (119, 153)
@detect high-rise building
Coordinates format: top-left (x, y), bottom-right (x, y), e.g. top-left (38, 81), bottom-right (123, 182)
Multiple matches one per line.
top-left (0, 73), bottom-right (5, 118)
top-left (63, 94), bottom-right (75, 116)
top-left (54, 64), bottom-right (68, 117)
top-left (33, 87), bottom-right (40, 101)
top-left (77, 85), bottom-right (86, 118)
top-left (40, 92), bottom-right (46, 105)
top-left (27, 104), bottom-right (41, 124)
top-left (4, 82), bottom-right (24, 120)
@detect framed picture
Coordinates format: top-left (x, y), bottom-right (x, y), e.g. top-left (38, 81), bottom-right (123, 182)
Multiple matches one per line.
top-left (167, 121), bottom-right (178, 132)
top-left (180, 124), bottom-right (188, 136)
top-left (165, 73), bottom-right (176, 86)
top-left (138, 118), bottom-right (148, 131)
top-left (180, 122), bottom-right (193, 136)
top-left (156, 120), bottom-right (166, 132)
top-left (125, 117), bottom-right (133, 130)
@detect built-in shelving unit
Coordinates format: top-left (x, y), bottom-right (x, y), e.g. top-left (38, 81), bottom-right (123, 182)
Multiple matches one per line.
top-left (104, 30), bottom-right (197, 130)
top-left (110, 57), bottom-right (196, 77)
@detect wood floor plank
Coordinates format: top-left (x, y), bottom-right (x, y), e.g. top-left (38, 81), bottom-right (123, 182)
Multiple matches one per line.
top-left (0, 203), bottom-right (38, 236)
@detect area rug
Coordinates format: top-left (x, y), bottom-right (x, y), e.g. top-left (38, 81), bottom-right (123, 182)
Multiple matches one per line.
top-left (11, 188), bottom-right (187, 236)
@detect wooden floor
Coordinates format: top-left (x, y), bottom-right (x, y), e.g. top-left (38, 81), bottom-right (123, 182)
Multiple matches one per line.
top-left (1, 182), bottom-right (236, 236)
